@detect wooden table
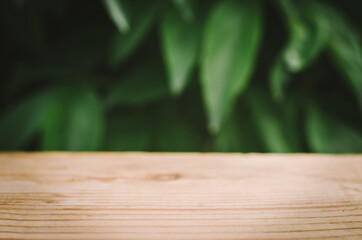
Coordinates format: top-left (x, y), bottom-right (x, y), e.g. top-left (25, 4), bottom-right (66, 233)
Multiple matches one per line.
top-left (0, 153), bottom-right (361, 239)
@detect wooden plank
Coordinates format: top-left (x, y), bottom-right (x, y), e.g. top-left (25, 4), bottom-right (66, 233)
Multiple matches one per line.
top-left (0, 153), bottom-right (361, 240)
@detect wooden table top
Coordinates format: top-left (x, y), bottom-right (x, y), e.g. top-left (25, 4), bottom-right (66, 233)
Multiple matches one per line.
top-left (0, 153), bottom-right (361, 239)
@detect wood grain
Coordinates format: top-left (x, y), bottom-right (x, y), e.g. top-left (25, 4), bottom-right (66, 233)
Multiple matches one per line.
top-left (0, 153), bottom-right (361, 240)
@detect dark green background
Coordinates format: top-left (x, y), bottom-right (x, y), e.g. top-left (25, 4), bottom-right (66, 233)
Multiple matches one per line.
top-left (0, 0), bottom-right (361, 153)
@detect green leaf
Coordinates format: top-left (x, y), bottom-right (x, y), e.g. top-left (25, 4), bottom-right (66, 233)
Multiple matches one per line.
top-left (279, 0), bottom-right (329, 71)
top-left (103, 0), bottom-right (129, 33)
top-left (0, 90), bottom-right (57, 150)
top-left (214, 111), bottom-right (264, 153)
top-left (324, 8), bottom-right (362, 108)
top-left (270, 56), bottom-right (291, 101)
top-left (109, 2), bottom-right (157, 67)
top-left (306, 104), bottom-right (362, 153)
top-left (271, 0), bottom-right (329, 100)
top-left (41, 86), bottom-right (104, 151)
top-left (247, 89), bottom-right (300, 153)
top-left (106, 63), bottom-right (168, 108)
top-left (214, 116), bottom-right (244, 152)
top-left (103, 112), bottom-right (150, 151)
top-left (200, 0), bottom-right (262, 133)
top-left (171, 0), bottom-right (194, 22)
top-left (161, 9), bottom-right (200, 95)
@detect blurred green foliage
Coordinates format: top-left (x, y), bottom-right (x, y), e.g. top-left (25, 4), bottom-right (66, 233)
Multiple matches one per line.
top-left (0, 0), bottom-right (361, 153)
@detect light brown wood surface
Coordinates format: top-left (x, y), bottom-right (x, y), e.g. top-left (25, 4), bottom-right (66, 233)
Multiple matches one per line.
top-left (0, 153), bottom-right (361, 239)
